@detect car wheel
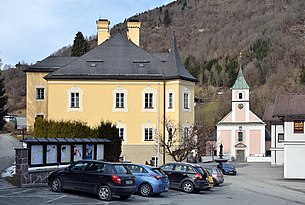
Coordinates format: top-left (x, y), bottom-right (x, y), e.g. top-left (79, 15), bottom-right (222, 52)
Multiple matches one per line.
top-left (50, 178), bottom-right (62, 192)
top-left (97, 185), bottom-right (112, 201)
top-left (213, 178), bottom-right (218, 186)
top-left (182, 181), bottom-right (194, 193)
top-left (119, 195), bottom-right (131, 200)
top-left (139, 183), bottom-right (153, 197)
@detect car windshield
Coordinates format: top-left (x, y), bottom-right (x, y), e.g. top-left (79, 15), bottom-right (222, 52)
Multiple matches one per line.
top-left (205, 168), bottom-right (212, 175)
top-left (113, 165), bottom-right (130, 174)
top-left (223, 164), bottom-right (235, 169)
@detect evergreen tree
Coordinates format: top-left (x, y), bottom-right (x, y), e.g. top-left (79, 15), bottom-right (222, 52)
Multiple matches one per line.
top-left (0, 72), bottom-right (8, 130)
top-left (300, 64), bottom-right (305, 84)
top-left (71, 32), bottom-right (89, 57)
top-left (163, 9), bottom-right (171, 27)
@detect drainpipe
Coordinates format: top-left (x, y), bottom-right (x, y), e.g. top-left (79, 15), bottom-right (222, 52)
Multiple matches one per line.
top-left (163, 80), bottom-right (166, 165)
top-left (275, 124), bottom-right (277, 164)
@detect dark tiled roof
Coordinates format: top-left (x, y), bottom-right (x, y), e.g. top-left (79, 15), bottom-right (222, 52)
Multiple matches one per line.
top-left (151, 53), bottom-right (169, 62)
top-left (262, 104), bottom-right (280, 122)
top-left (162, 32), bottom-right (197, 82)
top-left (45, 34), bottom-right (165, 80)
top-left (45, 33), bottom-right (197, 82)
top-left (273, 94), bottom-right (305, 118)
top-left (25, 56), bottom-right (77, 72)
top-left (22, 137), bottom-right (110, 143)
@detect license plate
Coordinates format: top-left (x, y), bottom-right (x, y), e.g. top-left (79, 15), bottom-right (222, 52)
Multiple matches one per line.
top-left (208, 176), bottom-right (213, 183)
top-left (165, 187), bottom-right (169, 191)
top-left (125, 180), bottom-right (133, 184)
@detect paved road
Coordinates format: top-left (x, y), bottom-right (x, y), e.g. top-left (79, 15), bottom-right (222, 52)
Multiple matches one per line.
top-left (0, 163), bottom-right (304, 205)
top-left (0, 133), bottom-right (22, 172)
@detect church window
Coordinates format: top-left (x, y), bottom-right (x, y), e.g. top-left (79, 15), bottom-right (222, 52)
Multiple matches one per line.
top-left (239, 93), bottom-right (243, 99)
top-left (238, 132), bottom-right (243, 142)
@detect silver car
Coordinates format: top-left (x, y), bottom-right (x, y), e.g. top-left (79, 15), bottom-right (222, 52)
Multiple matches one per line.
top-left (204, 167), bottom-right (224, 186)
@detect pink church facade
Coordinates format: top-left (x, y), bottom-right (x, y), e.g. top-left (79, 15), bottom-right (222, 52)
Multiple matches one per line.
top-left (216, 67), bottom-right (265, 161)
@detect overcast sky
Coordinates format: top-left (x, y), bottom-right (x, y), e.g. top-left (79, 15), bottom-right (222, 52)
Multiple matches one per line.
top-left (0, 0), bottom-right (174, 68)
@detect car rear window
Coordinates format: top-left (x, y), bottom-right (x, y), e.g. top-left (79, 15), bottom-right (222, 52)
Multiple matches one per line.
top-left (196, 167), bottom-right (207, 176)
top-left (151, 168), bottom-right (166, 175)
top-left (113, 165), bottom-right (130, 174)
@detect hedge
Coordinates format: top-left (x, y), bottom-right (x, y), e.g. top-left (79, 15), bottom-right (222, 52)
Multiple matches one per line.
top-left (33, 118), bottom-right (121, 161)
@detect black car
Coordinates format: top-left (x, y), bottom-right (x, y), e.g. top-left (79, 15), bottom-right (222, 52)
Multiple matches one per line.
top-left (48, 160), bottom-right (136, 201)
top-left (159, 162), bottom-right (213, 193)
top-left (217, 163), bottom-right (237, 175)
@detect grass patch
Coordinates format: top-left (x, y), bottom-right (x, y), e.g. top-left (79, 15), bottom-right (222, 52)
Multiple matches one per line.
top-left (196, 102), bottom-right (220, 123)
top-left (5, 175), bottom-right (17, 186)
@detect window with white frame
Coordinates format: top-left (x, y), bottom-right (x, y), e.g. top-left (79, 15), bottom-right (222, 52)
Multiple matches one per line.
top-left (184, 127), bottom-right (189, 138)
top-left (168, 92), bottom-right (173, 109)
top-left (145, 93), bottom-right (153, 109)
top-left (183, 88), bottom-right (190, 111)
top-left (278, 133), bottom-right (284, 142)
top-left (118, 128), bottom-right (124, 141)
top-left (36, 87), bottom-right (45, 100)
top-left (68, 87), bottom-right (82, 111)
top-left (144, 128), bottom-right (153, 141)
top-left (116, 93), bottom-right (124, 108)
top-left (112, 86), bottom-right (128, 112)
top-left (70, 92), bottom-right (80, 108)
top-left (168, 127), bottom-right (173, 142)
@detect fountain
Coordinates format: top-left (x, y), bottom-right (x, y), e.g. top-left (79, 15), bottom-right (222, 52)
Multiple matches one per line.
top-left (215, 144), bottom-right (228, 163)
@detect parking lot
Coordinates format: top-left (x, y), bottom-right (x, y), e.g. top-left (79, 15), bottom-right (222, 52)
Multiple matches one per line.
top-left (0, 163), bottom-right (305, 205)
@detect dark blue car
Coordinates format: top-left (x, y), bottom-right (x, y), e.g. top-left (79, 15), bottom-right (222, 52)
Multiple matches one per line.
top-left (125, 163), bottom-right (169, 196)
top-left (217, 163), bottom-right (237, 175)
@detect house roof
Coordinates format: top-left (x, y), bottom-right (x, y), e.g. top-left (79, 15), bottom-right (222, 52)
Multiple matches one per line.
top-left (231, 65), bottom-right (250, 90)
top-left (273, 94), bottom-right (305, 118)
top-left (44, 33), bottom-right (197, 82)
top-left (162, 31), bottom-right (197, 82)
top-left (25, 56), bottom-right (77, 72)
top-left (262, 104), bottom-right (280, 122)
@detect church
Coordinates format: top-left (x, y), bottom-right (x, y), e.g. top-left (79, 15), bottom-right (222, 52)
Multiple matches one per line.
top-left (216, 66), bottom-right (265, 161)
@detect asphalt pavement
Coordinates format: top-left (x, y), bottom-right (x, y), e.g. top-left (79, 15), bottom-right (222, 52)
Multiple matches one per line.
top-left (0, 162), bottom-right (304, 205)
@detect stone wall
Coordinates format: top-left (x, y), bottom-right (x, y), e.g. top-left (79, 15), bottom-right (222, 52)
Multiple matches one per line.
top-left (15, 148), bottom-right (61, 187)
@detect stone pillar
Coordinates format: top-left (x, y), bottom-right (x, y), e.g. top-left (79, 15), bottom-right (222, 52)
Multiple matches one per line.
top-left (15, 148), bottom-right (29, 187)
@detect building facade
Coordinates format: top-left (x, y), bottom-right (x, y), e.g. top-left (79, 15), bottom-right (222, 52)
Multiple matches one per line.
top-left (263, 105), bottom-right (284, 165)
top-left (216, 67), bottom-right (265, 161)
top-left (268, 94), bottom-right (305, 179)
top-left (24, 19), bottom-right (196, 165)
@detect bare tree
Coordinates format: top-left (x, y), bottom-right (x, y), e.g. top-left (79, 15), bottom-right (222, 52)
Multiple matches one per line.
top-left (155, 119), bottom-right (197, 162)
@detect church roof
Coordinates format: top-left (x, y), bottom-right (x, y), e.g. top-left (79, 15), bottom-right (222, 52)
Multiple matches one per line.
top-left (231, 65), bottom-right (250, 89)
top-left (43, 32), bottom-right (197, 82)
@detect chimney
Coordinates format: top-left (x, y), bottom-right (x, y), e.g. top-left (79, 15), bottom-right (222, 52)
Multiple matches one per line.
top-left (127, 20), bottom-right (141, 46)
top-left (96, 19), bottom-right (110, 45)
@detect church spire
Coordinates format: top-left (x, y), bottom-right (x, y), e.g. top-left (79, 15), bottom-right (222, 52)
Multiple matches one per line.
top-left (231, 62), bottom-right (250, 90)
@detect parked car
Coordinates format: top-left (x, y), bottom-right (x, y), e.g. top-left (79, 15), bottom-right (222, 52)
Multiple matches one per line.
top-left (48, 160), bottom-right (136, 201)
top-left (217, 163), bottom-right (237, 175)
top-left (159, 162), bottom-right (213, 193)
top-left (204, 167), bottom-right (224, 186)
top-left (125, 163), bottom-right (169, 196)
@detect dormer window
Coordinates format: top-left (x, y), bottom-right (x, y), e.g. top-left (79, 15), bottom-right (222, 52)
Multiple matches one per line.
top-left (239, 93), bottom-right (243, 99)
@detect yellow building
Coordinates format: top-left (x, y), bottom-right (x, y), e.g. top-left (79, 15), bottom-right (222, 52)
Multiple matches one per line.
top-left (25, 19), bottom-right (196, 164)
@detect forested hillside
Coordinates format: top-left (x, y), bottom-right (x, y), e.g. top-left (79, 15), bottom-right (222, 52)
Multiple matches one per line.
top-left (6, 0), bottom-right (305, 121)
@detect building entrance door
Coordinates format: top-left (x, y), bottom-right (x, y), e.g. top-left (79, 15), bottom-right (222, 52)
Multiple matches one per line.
top-left (236, 150), bottom-right (245, 162)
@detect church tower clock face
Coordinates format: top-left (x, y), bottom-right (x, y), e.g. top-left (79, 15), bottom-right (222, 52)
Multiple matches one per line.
top-left (238, 103), bottom-right (244, 109)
